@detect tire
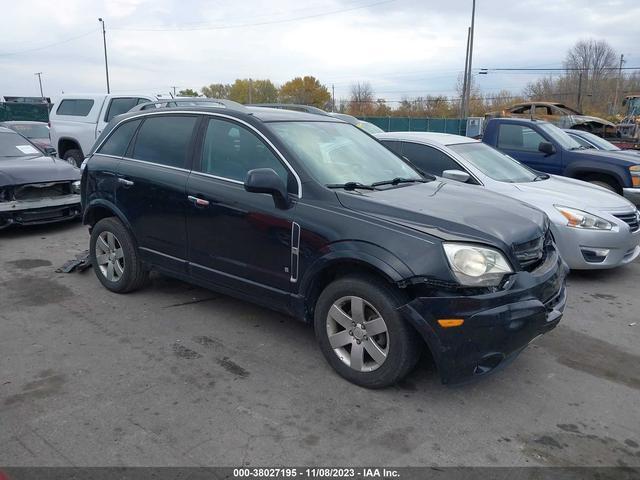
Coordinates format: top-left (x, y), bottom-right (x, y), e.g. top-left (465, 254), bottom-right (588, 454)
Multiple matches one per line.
top-left (314, 274), bottom-right (421, 388)
top-left (589, 180), bottom-right (617, 192)
top-left (63, 149), bottom-right (83, 168)
top-left (581, 174), bottom-right (621, 194)
top-left (89, 217), bottom-right (148, 293)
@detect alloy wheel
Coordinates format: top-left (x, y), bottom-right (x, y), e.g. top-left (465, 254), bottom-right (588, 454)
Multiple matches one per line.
top-left (326, 296), bottom-right (389, 372)
top-left (95, 231), bottom-right (125, 282)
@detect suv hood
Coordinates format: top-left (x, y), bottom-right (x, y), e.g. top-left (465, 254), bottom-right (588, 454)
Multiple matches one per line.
top-left (336, 180), bottom-right (547, 247)
top-left (0, 155), bottom-right (80, 187)
top-left (513, 175), bottom-right (635, 211)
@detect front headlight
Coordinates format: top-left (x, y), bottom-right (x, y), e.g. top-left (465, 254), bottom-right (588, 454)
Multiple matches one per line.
top-left (443, 243), bottom-right (513, 286)
top-left (554, 205), bottom-right (612, 230)
top-left (71, 180), bottom-right (81, 194)
top-left (630, 165), bottom-right (640, 187)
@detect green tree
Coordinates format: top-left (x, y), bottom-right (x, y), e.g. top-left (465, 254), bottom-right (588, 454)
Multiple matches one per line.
top-left (279, 76), bottom-right (331, 108)
top-left (226, 79), bottom-right (278, 104)
top-left (202, 83), bottom-right (231, 99)
top-left (178, 88), bottom-right (199, 97)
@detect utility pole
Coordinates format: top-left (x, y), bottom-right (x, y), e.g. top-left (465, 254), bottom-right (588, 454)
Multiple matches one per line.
top-left (577, 70), bottom-right (583, 112)
top-left (34, 72), bottom-right (44, 100)
top-left (171, 86), bottom-right (177, 97)
top-left (98, 18), bottom-right (110, 93)
top-left (461, 27), bottom-right (471, 117)
top-left (464, 0), bottom-right (476, 119)
top-left (248, 78), bottom-right (253, 104)
top-left (613, 53), bottom-right (625, 115)
top-left (332, 84), bottom-right (335, 112)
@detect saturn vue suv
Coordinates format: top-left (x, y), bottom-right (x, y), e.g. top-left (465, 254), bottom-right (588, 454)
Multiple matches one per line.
top-left (80, 101), bottom-right (568, 388)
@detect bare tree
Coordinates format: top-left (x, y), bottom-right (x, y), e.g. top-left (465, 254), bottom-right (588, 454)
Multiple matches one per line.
top-left (349, 82), bottom-right (375, 115)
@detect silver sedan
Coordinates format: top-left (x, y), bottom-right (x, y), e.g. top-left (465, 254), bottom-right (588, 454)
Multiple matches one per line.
top-left (376, 131), bottom-right (640, 270)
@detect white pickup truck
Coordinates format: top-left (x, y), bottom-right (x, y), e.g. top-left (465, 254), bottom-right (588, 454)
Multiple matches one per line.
top-left (49, 93), bottom-right (165, 166)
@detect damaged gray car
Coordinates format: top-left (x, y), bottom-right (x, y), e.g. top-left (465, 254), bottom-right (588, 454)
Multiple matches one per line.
top-left (0, 126), bottom-right (81, 229)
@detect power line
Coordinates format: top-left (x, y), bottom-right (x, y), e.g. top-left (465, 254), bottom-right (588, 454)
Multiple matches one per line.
top-left (0, 31), bottom-right (94, 57)
top-left (112, 0), bottom-right (396, 31)
top-left (481, 67), bottom-right (640, 72)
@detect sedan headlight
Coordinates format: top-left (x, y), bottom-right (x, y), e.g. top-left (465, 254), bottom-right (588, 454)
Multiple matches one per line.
top-left (71, 180), bottom-right (81, 194)
top-left (443, 243), bottom-right (513, 286)
top-left (554, 205), bottom-right (612, 230)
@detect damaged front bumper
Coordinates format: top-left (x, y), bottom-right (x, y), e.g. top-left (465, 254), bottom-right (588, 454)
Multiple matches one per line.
top-left (0, 194), bottom-right (81, 229)
top-left (398, 248), bottom-right (568, 384)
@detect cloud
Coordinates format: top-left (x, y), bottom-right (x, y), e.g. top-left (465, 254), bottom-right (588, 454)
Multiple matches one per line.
top-left (0, 0), bottom-right (638, 101)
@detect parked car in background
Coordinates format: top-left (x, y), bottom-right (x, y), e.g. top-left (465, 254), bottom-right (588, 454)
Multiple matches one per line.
top-left (81, 103), bottom-right (566, 387)
top-left (129, 97), bottom-right (221, 112)
top-left (0, 126), bottom-right (80, 229)
top-left (565, 129), bottom-right (640, 158)
top-left (327, 112), bottom-right (384, 134)
top-left (377, 131), bottom-right (640, 270)
top-left (0, 121), bottom-right (51, 151)
top-left (482, 118), bottom-right (640, 204)
top-left (49, 93), bottom-right (165, 167)
top-left (485, 101), bottom-right (615, 136)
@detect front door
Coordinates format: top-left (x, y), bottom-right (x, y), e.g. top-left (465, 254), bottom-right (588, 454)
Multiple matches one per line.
top-left (495, 123), bottom-right (564, 174)
top-left (185, 116), bottom-right (299, 308)
top-left (116, 114), bottom-right (199, 272)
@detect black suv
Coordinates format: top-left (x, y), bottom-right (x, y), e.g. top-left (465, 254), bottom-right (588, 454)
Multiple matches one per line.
top-left (81, 102), bottom-right (568, 388)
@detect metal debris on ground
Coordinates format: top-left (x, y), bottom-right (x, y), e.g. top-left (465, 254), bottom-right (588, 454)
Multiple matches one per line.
top-left (56, 250), bottom-right (92, 273)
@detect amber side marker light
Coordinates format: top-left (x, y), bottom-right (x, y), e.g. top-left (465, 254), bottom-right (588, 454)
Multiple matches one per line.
top-left (437, 319), bottom-right (465, 328)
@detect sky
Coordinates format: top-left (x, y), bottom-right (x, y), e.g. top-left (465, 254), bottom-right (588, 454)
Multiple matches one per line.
top-left (1, 0), bottom-right (639, 103)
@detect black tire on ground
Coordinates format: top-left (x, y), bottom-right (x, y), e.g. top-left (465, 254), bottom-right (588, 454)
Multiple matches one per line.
top-left (63, 149), bottom-right (84, 168)
top-left (313, 274), bottom-right (421, 389)
top-left (89, 217), bottom-right (148, 293)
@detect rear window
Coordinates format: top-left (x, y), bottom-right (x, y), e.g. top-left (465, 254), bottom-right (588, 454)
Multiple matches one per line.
top-left (55, 99), bottom-right (95, 116)
top-left (105, 98), bottom-right (150, 122)
top-left (131, 115), bottom-right (197, 168)
top-left (97, 119), bottom-right (141, 157)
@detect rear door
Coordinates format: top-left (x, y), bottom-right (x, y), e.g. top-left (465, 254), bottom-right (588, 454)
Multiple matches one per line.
top-left (116, 114), bottom-right (198, 272)
top-left (495, 123), bottom-right (564, 174)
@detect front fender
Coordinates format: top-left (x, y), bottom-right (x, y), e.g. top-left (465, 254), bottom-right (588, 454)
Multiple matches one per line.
top-left (564, 160), bottom-right (629, 187)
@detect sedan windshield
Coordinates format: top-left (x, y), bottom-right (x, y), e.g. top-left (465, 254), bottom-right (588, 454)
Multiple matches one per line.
top-left (572, 131), bottom-right (620, 151)
top-left (449, 142), bottom-right (538, 183)
top-left (8, 123), bottom-right (49, 139)
top-left (0, 132), bottom-right (41, 158)
top-left (538, 123), bottom-right (584, 150)
top-left (268, 121), bottom-right (421, 186)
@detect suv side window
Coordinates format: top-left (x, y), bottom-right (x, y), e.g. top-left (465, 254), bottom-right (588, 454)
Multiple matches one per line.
top-left (97, 119), bottom-right (141, 157)
top-left (131, 115), bottom-right (197, 168)
top-left (200, 118), bottom-right (295, 192)
top-left (56, 99), bottom-right (94, 116)
top-left (497, 124), bottom-right (546, 152)
top-left (402, 142), bottom-right (462, 177)
top-left (105, 98), bottom-right (150, 122)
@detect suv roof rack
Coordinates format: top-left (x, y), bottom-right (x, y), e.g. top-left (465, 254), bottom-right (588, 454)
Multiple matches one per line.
top-left (248, 103), bottom-right (330, 116)
top-left (131, 98), bottom-right (251, 114)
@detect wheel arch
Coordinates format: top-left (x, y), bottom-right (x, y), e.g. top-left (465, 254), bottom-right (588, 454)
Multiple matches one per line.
top-left (566, 164), bottom-right (626, 193)
top-left (57, 137), bottom-right (83, 158)
top-left (83, 199), bottom-right (133, 233)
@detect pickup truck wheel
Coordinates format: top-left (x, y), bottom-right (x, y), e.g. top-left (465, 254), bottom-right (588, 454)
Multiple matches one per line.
top-left (90, 217), bottom-right (148, 293)
top-left (314, 274), bottom-right (420, 388)
top-left (63, 149), bottom-right (83, 168)
top-left (581, 174), bottom-right (621, 194)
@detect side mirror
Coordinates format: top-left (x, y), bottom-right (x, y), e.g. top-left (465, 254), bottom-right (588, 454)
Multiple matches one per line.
top-left (538, 142), bottom-right (555, 156)
top-left (44, 146), bottom-right (57, 156)
top-left (244, 168), bottom-right (291, 209)
top-left (442, 169), bottom-right (471, 183)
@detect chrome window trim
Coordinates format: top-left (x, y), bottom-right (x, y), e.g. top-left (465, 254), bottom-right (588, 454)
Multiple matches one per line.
top-left (190, 169), bottom-right (244, 185)
top-left (119, 156), bottom-right (191, 173)
top-left (92, 110), bottom-right (303, 198)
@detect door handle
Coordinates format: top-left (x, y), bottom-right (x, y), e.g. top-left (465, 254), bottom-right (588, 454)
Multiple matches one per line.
top-left (187, 195), bottom-right (210, 207)
top-left (118, 178), bottom-right (134, 187)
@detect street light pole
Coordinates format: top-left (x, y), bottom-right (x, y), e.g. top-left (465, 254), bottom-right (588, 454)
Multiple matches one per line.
top-left (463, 0), bottom-right (476, 119)
top-left (34, 72), bottom-right (44, 100)
top-left (98, 18), bottom-right (110, 93)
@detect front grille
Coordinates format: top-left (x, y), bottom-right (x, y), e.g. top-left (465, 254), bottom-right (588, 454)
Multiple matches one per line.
top-left (513, 229), bottom-right (551, 271)
top-left (14, 182), bottom-right (71, 201)
top-left (614, 211), bottom-right (640, 232)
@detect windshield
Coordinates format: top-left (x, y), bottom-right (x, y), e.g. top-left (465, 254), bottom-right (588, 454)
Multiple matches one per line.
top-left (7, 123), bottom-right (49, 139)
top-left (538, 123), bottom-right (583, 150)
top-left (357, 121), bottom-right (384, 134)
top-left (268, 121), bottom-right (421, 186)
top-left (449, 142), bottom-right (538, 183)
top-left (0, 132), bottom-right (41, 158)
top-left (572, 131), bottom-right (619, 151)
